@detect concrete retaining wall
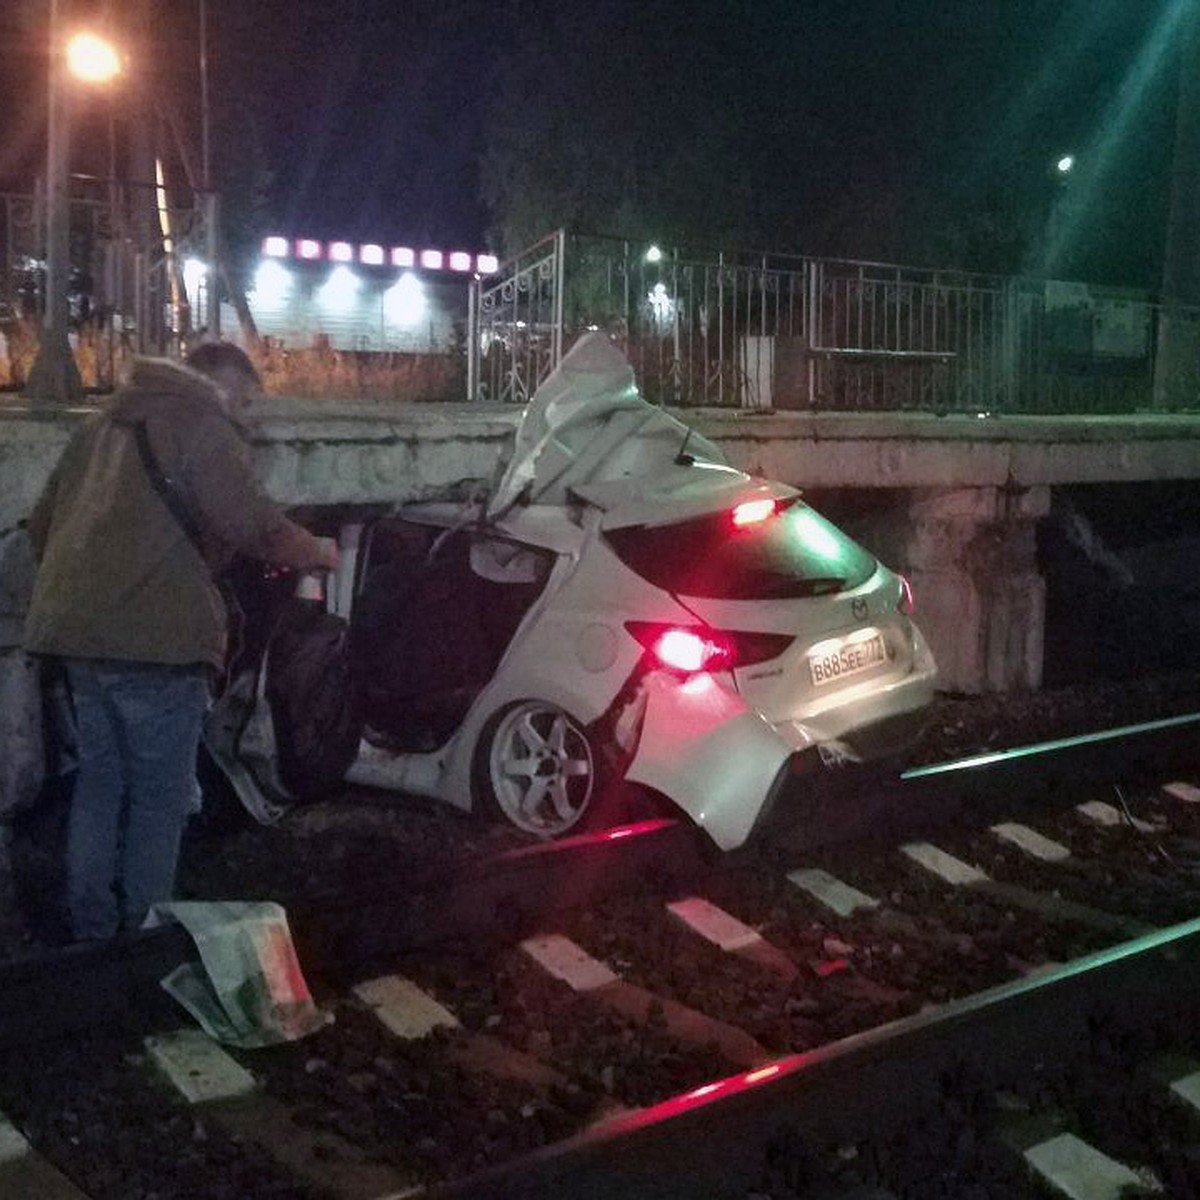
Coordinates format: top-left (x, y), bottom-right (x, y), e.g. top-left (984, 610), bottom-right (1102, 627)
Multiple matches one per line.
top-left (3, 400), bottom-right (1200, 707)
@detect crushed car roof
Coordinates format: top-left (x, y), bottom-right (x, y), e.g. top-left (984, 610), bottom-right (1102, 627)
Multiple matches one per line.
top-left (487, 332), bottom-right (728, 519)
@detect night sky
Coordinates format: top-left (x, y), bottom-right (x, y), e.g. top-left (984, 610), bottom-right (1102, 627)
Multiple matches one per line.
top-left (1, 0), bottom-right (1186, 284)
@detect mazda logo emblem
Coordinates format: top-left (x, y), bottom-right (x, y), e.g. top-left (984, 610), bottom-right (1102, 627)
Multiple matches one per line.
top-left (852, 597), bottom-right (868, 621)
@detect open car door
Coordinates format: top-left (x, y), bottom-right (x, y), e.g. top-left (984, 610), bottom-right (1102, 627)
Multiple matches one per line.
top-left (203, 559), bottom-right (363, 824)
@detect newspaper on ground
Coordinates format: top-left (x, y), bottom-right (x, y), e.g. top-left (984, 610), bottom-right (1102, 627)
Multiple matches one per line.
top-left (147, 900), bottom-right (331, 1048)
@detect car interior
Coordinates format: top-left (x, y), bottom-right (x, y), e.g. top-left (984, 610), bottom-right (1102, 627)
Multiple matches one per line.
top-left (350, 518), bottom-right (551, 750)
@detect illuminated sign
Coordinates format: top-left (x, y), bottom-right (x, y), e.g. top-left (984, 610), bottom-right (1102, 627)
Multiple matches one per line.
top-left (263, 235), bottom-right (499, 275)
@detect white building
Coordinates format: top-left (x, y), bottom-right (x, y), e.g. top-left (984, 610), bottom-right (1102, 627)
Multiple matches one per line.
top-left (203, 237), bottom-right (499, 354)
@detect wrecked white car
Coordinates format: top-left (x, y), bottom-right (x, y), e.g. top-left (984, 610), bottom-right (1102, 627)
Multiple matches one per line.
top-left (203, 334), bottom-right (937, 852)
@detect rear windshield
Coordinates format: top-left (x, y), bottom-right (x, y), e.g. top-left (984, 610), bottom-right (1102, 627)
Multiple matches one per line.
top-left (603, 500), bottom-right (877, 600)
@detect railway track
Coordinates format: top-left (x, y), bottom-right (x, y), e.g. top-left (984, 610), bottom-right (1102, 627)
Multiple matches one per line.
top-left (2, 713), bottom-right (1200, 1199)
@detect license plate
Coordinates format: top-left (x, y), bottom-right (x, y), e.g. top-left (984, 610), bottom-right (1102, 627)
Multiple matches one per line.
top-left (808, 633), bottom-right (886, 686)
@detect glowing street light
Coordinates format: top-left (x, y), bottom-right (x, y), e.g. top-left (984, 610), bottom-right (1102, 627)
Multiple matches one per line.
top-left (26, 7), bottom-right (124, 405)
top-left (65, 32), bottom-right (122, 84)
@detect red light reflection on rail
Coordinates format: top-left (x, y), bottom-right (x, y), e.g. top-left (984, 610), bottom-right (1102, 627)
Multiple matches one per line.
top-left (601, 819), bottom-right (675, 841)
top-left (646, 1059), bottom-right (791, 1120)
top-left (744, 1064), bottom-right (781, 1084)
top-left (591, 819), bottom-right (676, 843)
top-left (501, 818), bottom-right (678, 862)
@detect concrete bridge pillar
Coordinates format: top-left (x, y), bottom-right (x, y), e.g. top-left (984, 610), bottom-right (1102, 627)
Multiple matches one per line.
top-left (902, 485), bottom-right (1050, 695)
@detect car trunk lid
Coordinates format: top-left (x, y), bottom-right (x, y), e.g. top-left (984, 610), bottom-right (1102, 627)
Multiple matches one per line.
top-left (677, 570), bottom-right (918, 722)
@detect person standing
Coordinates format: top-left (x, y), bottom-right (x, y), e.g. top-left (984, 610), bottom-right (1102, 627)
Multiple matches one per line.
top-left (23, 343), bottom-right (337, 941)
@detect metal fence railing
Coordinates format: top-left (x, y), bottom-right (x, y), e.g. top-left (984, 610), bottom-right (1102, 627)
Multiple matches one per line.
top-left (471, 232), bottom-right (1199, 414)
top-left (569, 236), bottom-right (1200, 413)
top-left (1, 182), bottom-right (215, 390)
top-left (8, 201), bottom-right (1197, 413)
top-left (468, 230), bottom-right (564, 406)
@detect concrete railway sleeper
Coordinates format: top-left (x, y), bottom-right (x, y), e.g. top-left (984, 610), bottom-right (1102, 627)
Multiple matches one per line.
top-left (0, 725), bottom-right (1199, 1196)
top-left (443, 912), bottom-right (1200, 1199)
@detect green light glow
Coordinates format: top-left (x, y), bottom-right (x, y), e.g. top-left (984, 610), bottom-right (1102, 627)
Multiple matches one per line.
top-left (1036, 0), bottom-right (1187, 275)
top-left (792, 508), bottom-right (843, 561)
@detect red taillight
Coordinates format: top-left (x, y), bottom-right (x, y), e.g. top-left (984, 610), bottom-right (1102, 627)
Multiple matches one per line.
top-left (731, 497), bottom-right (777, 528)
top-left (642, 625), bottom-right (733, 673)
top-left (625, 622), bottom-right (792, 674)
top-left (898, 575), bottom-right (915, 616)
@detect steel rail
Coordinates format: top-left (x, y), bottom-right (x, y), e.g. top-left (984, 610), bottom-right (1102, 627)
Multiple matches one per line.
top-left (435, 915), bottom-right (1200, 1200)
top-left (0, 709), bottom-right (1195, 1051)
top-left (288, 816), bottom-right (708, 979)
top-left (0, 923), bottom-right (194, 1051)
top-left (0, 817), bottom-right (707, 1049)
top-left (772, 707), bottom-right (1200, 853)
top-left (903, 708), bottom-right (1200, 783)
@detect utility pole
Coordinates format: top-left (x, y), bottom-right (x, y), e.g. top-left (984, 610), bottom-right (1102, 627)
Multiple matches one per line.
top-left (25, 0), bottom-right (85, 406)
top-left (199, 0), bottom-right (220, 337)
top-left (1154, 0), bottom-right (1200, 409)
top-left (199, 0), bottom-right (210, 193)
top-left (128, 0), bottom-right (158, 354)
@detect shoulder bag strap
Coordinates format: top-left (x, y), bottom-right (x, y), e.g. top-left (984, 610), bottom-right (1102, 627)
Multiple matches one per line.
top-left (122, 417), bottom-right (206, 556)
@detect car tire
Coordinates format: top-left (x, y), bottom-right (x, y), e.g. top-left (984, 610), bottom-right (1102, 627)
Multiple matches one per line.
top-left (474, 699), bottom-right (608, 838)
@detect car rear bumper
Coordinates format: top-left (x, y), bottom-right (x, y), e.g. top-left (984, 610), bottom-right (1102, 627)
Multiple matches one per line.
top-left (767, 653), bottom-right (937, 762)
top-left (623, 662), bottom-right (935, 853)
top-left (771, 696), bottom-right (932, 763)
top-left (836, 704), bottom-right (932, 760)
top-left (624, 673), bottom-right (795, 851)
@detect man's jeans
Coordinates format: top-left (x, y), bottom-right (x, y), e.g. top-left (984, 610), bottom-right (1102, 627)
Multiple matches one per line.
top-left (64, 660), bottom-right (209, 941)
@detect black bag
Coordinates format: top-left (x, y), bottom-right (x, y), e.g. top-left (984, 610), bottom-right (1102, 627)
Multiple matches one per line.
top-left (265, 599), bottom-right (364, 802)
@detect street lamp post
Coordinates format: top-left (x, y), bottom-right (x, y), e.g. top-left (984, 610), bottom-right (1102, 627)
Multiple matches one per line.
top-left (26, 0), bottom-right (81, 405)
top-left (25, 4), bottom-right (121, 406)
top-left (199, 0), bottom-right (221, 338)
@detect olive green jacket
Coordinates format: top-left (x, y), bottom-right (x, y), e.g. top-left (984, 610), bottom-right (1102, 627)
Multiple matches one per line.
top-left (24, 358), bottom-right (324, 669)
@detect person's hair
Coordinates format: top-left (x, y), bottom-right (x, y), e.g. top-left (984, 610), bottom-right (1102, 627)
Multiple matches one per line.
top-left (185, 341), bottom-right (260, 385)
